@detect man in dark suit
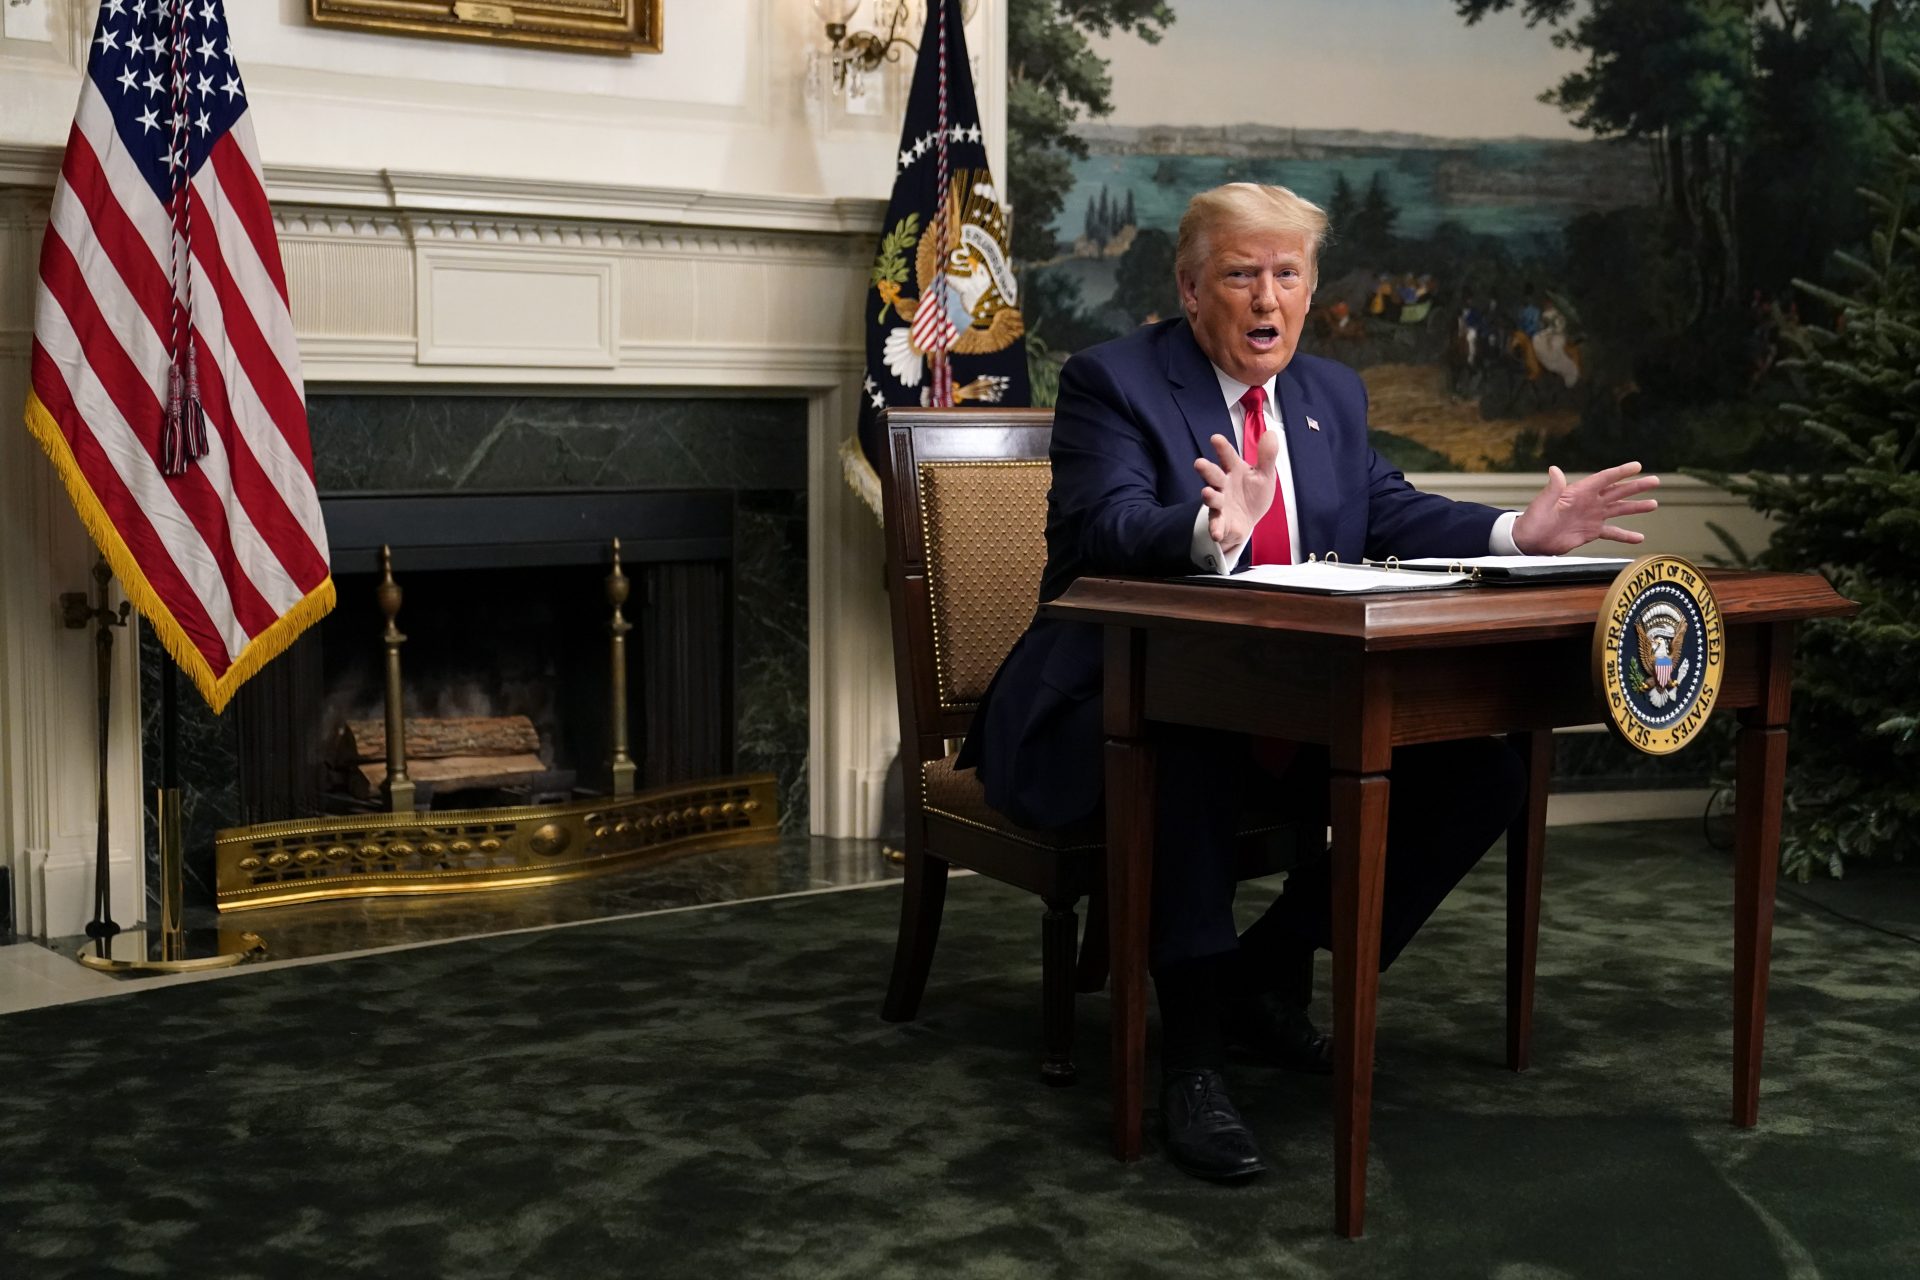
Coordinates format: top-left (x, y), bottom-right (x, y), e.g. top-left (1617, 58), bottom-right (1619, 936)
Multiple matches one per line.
top-left (956, 183), bottom-right (1660, 1182)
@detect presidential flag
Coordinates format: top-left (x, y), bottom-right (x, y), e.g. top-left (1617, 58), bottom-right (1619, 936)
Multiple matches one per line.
top-left (844, 0), bottom-right (1029, 516)
top-left (24, 0), bottom-right (333, 714)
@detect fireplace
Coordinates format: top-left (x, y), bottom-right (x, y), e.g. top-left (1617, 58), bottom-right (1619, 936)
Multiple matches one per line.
top-left (236, 488), bottom-right (738, 823)
top-left (141, 392), bottom-right (811, 908)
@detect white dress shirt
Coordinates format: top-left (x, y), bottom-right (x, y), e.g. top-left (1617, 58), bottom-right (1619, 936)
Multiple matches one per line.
top-left (1189, 364), bottom-right (1521, 572)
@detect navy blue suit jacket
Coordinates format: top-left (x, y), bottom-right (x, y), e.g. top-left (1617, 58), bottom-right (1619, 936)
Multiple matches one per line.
top-left (956, 318), bottom-right (1507, 830)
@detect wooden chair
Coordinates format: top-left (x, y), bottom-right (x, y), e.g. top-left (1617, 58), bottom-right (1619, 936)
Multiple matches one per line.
top-left (876, 407), bottom-right (1306, 1085)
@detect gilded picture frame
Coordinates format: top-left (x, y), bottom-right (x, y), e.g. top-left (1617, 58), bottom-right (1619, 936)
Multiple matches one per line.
top-left (310, 1), bottom-right (662, 56)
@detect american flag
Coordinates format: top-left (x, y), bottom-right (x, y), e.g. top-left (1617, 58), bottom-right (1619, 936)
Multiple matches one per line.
top-left (24, 0), bottom-right (332, 714)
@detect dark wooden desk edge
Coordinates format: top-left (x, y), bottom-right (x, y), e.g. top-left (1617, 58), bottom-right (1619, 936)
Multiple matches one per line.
top-left (1044, 570), bottom-right (1856, 650)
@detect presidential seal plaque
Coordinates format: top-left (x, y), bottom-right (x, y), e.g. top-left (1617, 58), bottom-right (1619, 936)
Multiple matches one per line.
top-left (1593, 554), bottom-right (1725, 755)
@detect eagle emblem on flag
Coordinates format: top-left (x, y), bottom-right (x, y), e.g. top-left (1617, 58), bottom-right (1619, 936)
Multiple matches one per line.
top-left (844, 0), bottom-right (1030, 519)
top-left (875, 171), bottom-right (1024, 402)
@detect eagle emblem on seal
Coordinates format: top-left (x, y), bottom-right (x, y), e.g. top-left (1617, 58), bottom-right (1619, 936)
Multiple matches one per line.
top-left (872, 169), bottom-right (1024, 404)
top-left (1634, 602), bottom-right (1691, 708)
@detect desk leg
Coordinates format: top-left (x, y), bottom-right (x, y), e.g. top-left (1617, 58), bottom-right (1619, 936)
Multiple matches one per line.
top-left (1105, 627), bottom-right (1152, 1163)
top-left (1506, 731), bottom-right (1551, 1072)
top-left (1732, 621), bottom-right (1792, 1128)
top-left (1732, 719), bottom-right (1787, 1127)
top-left (1330, 770), bottom-right (1389, 1238)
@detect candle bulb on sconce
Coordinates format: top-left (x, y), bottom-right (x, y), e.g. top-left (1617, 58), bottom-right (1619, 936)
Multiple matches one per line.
top-left (805, 0), bottom-right (978, 113)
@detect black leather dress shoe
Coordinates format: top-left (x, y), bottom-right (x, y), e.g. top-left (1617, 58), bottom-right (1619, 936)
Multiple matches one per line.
top-left (1160, 1068), bottom-right (1268, 1182)
top-left (1224, 993), bottom-right (1334, 1075)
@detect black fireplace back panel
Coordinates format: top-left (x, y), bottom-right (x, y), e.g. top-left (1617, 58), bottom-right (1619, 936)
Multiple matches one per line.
top-left (322, 490), bottom-right (732, 572)
top-left (235, 489), bottom-right (735, 823)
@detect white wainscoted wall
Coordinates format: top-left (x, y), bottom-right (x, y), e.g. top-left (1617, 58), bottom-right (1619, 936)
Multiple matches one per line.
top-left (0, 1), bottom-right (1770, 940)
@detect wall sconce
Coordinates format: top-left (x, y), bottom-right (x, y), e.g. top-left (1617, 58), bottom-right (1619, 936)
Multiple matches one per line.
top-left (805, 0), bottom-right (975, 113)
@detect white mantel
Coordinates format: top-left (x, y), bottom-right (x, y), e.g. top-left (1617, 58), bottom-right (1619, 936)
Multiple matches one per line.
top-left (1, 0), bottom-right (1010, 938)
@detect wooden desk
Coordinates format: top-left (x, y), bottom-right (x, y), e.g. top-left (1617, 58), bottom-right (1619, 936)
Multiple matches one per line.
top-left (1043, 570), bottom-right (1855, 1237)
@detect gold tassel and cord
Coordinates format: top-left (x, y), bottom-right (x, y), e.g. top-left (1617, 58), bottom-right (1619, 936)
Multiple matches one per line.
top-left (24, 388), bottom-right (335, 715)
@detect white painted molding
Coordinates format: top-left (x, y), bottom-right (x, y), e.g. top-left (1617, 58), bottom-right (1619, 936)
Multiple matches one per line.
top-left (415, 247), bottom-right (618, 368)
top-left (0, 144), bottom-right (890, 238)
top-left (39, 848), bottom-right (143, 941)
top-left (808, 378), bottom-right (894, 837)
top-left (0, 144), bottom-right (56, 191)
top-left (286, 168), bottom-right (892, 237)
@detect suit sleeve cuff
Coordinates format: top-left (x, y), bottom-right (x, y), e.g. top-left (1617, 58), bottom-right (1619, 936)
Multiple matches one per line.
top-left (1191, 505), bottom-right (1248, 573)
top-left (1489, 511), bottom-right (1523, 556)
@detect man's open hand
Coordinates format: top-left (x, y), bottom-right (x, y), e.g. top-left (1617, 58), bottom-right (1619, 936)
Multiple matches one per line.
top-left (1512, 461), bottom-right (1661, 555)
top-left (1194, 430), bottom-right (1280, 550)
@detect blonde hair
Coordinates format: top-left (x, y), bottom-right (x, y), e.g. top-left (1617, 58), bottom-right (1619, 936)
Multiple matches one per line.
top-left (1175, 183), bottom-right (1329, 285)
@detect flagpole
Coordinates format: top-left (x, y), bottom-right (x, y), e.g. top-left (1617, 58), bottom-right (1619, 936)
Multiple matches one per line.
top-left (61, 557), bottom-right (130, 940)
top-left (76, 628), bottom-right (264, 974)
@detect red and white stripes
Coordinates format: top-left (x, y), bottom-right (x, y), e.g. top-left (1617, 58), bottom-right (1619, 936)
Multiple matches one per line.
top-left (26, 73), bottom-right (332, 710)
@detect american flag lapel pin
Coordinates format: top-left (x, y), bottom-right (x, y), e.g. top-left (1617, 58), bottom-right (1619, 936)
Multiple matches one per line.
top-left (1307, 416), bottom-right (1321, 431)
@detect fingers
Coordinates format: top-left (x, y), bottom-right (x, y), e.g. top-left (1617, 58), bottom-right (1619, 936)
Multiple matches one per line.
top-left (1210, 434), bottom-right (1244, 472)
top-left (1605, 498), bottom-right (1660, 518)
top-left (1256, 428), bottom-right (1280, 474)
top-left (1598, 525), bottom-right (1646, 544)
top-left (1589, 460), bottom-right (1644, 486)
top-left (1201, 485), bottom-right (1224, 511)
top-left (1599, 477), bottom-right (1661, 501)
top-left (1579, 473), bottom-right (1660, 500)
top-left (1194, 455), bottom-right (1227, 489)
top-left (1547, 464), bottom-right (1567, 492)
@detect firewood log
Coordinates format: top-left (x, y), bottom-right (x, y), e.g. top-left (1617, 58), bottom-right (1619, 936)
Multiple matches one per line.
top-left (334, 715), bottom-right (539, 764)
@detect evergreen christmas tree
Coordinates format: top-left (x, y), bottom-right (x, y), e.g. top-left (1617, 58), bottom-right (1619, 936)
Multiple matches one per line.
top-left (1722, 102), bottom-right (1920, 880)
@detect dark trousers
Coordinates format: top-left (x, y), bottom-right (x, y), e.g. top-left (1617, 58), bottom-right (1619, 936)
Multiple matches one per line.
top-left (1148, 730), bottom-right (1527, 979)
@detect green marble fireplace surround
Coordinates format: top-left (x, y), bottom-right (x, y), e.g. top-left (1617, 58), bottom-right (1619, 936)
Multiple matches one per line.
top-left (141, 392), bottom-right (811, 909)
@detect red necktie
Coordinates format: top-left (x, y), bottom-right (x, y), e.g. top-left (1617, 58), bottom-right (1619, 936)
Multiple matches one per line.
top-left (1239, 385), bottom-right (1293, 566)
top-left (1239, 383), bottom-right (1301, 777)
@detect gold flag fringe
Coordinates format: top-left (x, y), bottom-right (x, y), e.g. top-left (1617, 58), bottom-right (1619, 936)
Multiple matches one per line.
top-left (838, 431), bottom-right (884, 525)
top-left (25, 388), bottom-right (336, 715)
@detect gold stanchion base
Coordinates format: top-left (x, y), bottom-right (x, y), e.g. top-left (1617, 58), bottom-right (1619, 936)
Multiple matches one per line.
top-left (882, 845), bottom-right (906, 865)
top-left (76, 927), bottom-right (267, 973)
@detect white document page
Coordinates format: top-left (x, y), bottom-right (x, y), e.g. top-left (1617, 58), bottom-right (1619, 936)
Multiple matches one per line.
top-left (1390, 555), bottom-right (1632, 571)
top-left (1191, 563), bottom-right (1471, 594)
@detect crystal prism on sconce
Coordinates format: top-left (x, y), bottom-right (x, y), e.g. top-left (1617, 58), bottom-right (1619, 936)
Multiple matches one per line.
top-left (805, 0), bottom-right (975, 112)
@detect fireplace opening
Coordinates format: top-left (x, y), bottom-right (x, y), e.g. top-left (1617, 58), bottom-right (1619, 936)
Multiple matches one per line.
top-left (234, 489), bottom-right (734, 825)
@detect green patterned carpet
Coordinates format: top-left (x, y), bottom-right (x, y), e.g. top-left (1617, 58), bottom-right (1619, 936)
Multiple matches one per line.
top-left (2, 822), bottom-right (1915, 1279)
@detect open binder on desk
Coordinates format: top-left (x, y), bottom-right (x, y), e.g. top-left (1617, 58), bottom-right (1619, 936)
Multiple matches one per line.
top-left (1189, 562), bottom-right (1470, 595)
top-left (1370, 555), bottom-right (1633, 584)
top-left (1188, 555), bottom-right (1631, 596)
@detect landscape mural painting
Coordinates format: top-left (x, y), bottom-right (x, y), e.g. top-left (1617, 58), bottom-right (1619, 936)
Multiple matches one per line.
top-left (1011, 0), bottom-right (1918, 475)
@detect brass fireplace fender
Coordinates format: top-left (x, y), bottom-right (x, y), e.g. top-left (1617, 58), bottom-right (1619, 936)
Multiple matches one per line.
top-left (214, 773), bottom-right (779, 912)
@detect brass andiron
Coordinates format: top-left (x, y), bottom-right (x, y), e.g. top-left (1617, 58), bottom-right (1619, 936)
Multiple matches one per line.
top-left (210, 545), bottom-right (783, 912)
top-left (607, 538), bottom-right (636, 796)
top-left (378, 545), bottom-right (415, 814)
top-left (60, 556), bottom-right (131, 938)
